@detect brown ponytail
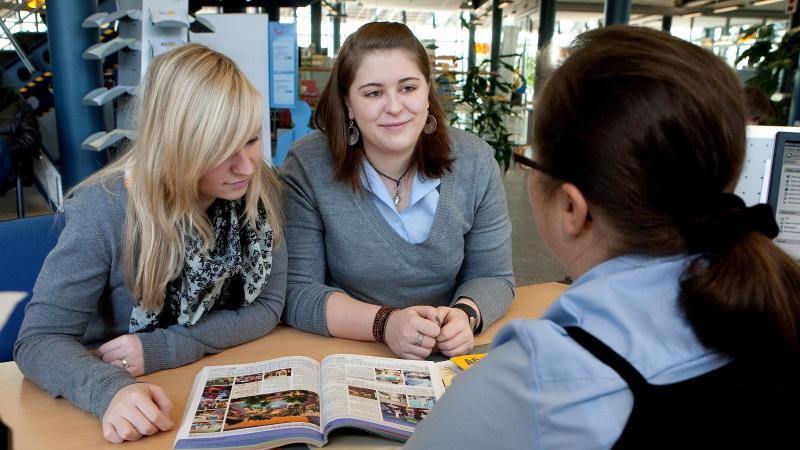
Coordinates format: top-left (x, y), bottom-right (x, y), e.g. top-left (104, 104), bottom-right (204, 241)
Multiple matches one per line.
top-left (534, 25), bottom-right (800, 363)
top-left (681, 232), bottom-right (800, 362)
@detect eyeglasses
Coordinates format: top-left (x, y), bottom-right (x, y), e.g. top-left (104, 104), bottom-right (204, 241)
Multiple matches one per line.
top-left (513, 146), bottom-right (592, 221)
top-left (512, 147), bottom-right (562, 180)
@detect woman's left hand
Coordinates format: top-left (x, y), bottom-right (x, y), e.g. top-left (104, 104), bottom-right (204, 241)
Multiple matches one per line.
top-left (97, 334), bottom-right (145, 377)
top-left (434, 306), bottom-right (475, 357)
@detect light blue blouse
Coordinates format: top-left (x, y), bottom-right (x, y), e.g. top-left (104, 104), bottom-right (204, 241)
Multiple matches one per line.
top-left (361, 160), bottom-right (440, 244)
top-left (405, 253), bottom-right (731, 449)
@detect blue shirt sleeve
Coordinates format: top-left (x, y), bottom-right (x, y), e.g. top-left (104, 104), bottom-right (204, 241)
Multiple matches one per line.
top-left (406, 322), bottom-right (541, 449)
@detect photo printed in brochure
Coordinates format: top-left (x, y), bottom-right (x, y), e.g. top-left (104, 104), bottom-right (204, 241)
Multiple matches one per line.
top-left (187, 357), bottom-right (321, 436)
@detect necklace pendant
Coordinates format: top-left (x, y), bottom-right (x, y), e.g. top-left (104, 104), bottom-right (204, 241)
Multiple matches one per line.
top-left (394, 195), bottom-right (400, 207)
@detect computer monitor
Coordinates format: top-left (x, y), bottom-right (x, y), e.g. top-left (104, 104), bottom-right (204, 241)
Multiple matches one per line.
top-left (736, 126), bottom-right (800, 206)
top-left (767, 131), bottom-right (800, 260)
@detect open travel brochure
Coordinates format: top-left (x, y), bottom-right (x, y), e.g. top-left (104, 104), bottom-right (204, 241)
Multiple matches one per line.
top-left (173, 354), bottom-right (461, 449)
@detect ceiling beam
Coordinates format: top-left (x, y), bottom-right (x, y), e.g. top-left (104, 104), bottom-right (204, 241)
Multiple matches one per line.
top-left (553, 1), bottom-right (788, 18)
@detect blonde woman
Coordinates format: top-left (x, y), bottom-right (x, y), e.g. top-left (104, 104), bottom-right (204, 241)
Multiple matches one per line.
top-left (14, 44), bottom-right (286, 444)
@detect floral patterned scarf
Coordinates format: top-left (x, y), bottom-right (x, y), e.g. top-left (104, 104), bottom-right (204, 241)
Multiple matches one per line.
top-left (129, 199), bottom-right (273, 332)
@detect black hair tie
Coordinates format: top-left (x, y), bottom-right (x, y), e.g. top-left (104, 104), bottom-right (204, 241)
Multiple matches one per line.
top-left (681, 193), bottom-right (779, 255)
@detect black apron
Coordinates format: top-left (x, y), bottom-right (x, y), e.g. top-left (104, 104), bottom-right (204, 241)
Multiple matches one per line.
top-left (565, 326), bottom-right (798, 449)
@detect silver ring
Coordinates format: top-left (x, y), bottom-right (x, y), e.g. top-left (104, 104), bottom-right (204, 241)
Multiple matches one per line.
top-left (415, 332), bottom-right (424, 347)
top-left (120, 358), bottom-right (129, 370)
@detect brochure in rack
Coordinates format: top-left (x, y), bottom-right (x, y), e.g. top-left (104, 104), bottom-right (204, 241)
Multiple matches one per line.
top-left (173, 354), bottom-right (459, 449)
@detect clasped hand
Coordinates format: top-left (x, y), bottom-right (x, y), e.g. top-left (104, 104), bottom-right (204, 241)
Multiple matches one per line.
top-left (384, 305), bottom-right (474, 359)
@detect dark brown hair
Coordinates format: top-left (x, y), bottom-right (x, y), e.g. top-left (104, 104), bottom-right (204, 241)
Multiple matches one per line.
top-left (743, 85), bottom-right (773, 124)
top-left (534, 25), bottom-right (800, 363)
top-left (315, 22), bottom-right (453, 190)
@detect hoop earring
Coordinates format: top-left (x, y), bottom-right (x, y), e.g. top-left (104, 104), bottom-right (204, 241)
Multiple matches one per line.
top-left (422, 114), bottom-right (437, 135)
top-left (347, 120), bottom-right (360, 146)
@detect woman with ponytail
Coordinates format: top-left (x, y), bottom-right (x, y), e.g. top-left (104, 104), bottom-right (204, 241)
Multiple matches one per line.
top-left (407, 26), bottom-right (800, 449)
top-left (14, 44), bottom-right (287, 444)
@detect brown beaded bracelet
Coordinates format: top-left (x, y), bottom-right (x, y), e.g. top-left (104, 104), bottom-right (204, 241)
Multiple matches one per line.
top-left (372, 305), bottom-right (398, 344)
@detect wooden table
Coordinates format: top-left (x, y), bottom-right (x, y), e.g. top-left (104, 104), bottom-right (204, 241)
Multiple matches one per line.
top-left (0, 283), bottom-right (566, 450)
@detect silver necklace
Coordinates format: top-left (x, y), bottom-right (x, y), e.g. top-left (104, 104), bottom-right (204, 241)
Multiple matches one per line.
top-left (371, 162), bottom-right (413, 207)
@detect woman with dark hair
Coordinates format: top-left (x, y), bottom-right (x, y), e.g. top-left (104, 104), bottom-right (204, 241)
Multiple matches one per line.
top-left (281, 22), bottom-right (514, 359)
top-left (406, 26), bottom-right (800, 448)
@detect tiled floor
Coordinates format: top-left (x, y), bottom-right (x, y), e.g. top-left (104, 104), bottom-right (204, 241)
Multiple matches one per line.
top-left (0, 184), bottom-right (52, 221)
top-left (0, 167), bottom-right (568, 287)
top-left (502, 166), bottom-right (569, 286)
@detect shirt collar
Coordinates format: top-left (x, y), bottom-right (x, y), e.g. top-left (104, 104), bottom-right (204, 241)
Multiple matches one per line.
top-left (361, 159), bottom-right (440, 210)
top-left (542, 253), bottom-right (692, 327)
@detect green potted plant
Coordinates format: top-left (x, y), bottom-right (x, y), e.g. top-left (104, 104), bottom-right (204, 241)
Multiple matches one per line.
top-left (736, 24), bottom-right (800, 125)
top-left (442, 57), bottom-right (519, 171)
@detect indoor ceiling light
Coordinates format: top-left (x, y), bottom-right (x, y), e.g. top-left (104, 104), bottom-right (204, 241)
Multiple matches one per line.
top-left (683, 0), bottom-right (714, 7)
top-left (751, 0), bottom-right (783, 5)
top-left (712, 5), bottom-right (740, 12)
top-left (684, 11), bottom-right (703, 16)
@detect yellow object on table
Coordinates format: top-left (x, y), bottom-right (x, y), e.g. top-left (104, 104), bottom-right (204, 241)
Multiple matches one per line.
top-left (450, 353), bottom-right (487, 370)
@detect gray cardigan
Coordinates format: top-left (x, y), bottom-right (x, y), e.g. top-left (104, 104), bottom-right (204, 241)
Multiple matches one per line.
top-left (13, 178), bottom-right (287, 418)
top-left (280, 128), bottom-right (514, 336)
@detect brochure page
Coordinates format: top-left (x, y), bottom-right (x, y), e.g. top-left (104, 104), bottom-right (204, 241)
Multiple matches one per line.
top-left (319, 354), bottom-right (445, 440)
top-left (174, 356), bottom-right (323, 449)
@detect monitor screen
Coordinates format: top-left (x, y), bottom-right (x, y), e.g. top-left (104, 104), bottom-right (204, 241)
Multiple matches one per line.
top-left (768, 132), bottom-right (800, 260)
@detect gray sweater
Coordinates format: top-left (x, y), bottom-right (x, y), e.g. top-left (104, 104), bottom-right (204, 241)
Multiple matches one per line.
top-left (280, 128), bottom-right (514, 336)
top-left (13, 178), bottom-right (287, 418)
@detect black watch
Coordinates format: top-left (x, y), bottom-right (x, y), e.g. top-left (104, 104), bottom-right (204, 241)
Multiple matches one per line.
top-left (452, 303), bottom-right (480, 333)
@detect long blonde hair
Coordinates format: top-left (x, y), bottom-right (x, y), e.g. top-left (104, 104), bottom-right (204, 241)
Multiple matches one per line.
top-left (71, 43), bottom-right (282, 310)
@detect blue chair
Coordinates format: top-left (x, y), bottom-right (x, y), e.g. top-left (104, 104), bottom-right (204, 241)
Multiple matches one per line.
top-left (274, 100), bottom-right (312, 166)
top-left (0, 214), bottom-right (64, 361)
